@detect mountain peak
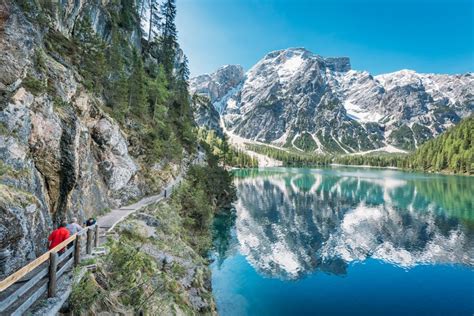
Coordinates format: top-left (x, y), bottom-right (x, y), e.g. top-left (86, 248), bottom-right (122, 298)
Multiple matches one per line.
top-left (189, 64), bottom-right (244, 105)
top-left (264, 47), bottom-right (311, 58)
top-left (213, 64), bottom-right (244, 80)
top-left (260, 47), bottom-right (351, 73)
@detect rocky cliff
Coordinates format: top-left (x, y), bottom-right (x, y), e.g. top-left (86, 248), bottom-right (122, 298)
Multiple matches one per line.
top-left (191, 48), bottom-right (473, 153)
top-left (191, 94), bottom-right (223, 137)
top-left (0, 0), bottom-right (179, 275)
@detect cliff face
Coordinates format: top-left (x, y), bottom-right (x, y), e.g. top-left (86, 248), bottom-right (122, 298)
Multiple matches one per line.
top-left (0, 0), bottom-right (150, 275)
top-left (191, 95), bottom-right (223, 137)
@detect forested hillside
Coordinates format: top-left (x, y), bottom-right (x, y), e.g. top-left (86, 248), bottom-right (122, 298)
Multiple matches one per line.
top-left (407, 116), bottom-right (473, 174)
top-left (246, 144), bottom-right (332, 166)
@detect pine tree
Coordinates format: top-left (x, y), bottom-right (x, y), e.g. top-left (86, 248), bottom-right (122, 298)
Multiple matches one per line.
top-left (148, 0), bottom-right (161, 41)
top-left (128, 50), bottom-right (148, 118)
top-left (104, 30), bottom-right (130, 122)
top-left (111, 70), bottom-right (130, 122)
top-left (176, 54), bottom-right (190, 95)
top-left (119, 0), bottom-right (138, 31)
top-left (74, 17), bottom-right (106, 91)
top-left (160, 0), bottom-right (177, 77)
top-left (147, 65), bottom-right (169, 118)
top-left (221, 134), bottom-right (230, 167)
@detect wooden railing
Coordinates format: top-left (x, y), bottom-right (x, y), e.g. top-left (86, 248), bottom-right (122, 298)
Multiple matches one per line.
top-left (0, 224), bottom-right (100, 315)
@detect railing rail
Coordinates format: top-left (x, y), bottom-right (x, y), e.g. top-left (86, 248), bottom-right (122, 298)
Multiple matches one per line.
top-left (0, 224), bottom-right (100, 314)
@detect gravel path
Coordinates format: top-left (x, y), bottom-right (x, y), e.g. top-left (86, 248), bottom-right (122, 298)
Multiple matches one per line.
top-left (97, 152), bottom-right (205, 233)
top-left (97, 174), bottom-right (183, 232)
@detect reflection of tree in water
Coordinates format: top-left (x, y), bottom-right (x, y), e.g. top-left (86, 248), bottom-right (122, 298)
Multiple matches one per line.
top-left (230, 171), bottom-right (474, 280)
top-left (409, 176), bottom-right (474, 222)
top-left (212, 207), bottom-right (237, 267)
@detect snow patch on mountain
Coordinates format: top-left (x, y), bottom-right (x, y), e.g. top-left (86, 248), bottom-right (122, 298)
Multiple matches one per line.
top-left (278, 54), bottom-right (305, 82)
top-left (213, 84), bottom-right (241, 114)
top-left (344, 101), bottom-right (384, 122)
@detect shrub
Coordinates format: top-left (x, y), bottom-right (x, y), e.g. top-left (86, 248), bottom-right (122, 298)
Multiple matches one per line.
top-left (22, 75), bottom-right (46, 95)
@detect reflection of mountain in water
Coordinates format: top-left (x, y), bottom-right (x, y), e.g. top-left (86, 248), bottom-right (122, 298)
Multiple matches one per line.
top-left (233, 169), bottom-right (474, 280)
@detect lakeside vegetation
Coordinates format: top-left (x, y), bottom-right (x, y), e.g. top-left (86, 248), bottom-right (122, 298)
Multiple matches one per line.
top-left (246, 116), bottom-right (473, 175)
top-left (198, 128), bottom-right (259, 168)
top-left (407, 116), bottom-right (472, 174)
top-left (246, 144), bottom-right (333, 166)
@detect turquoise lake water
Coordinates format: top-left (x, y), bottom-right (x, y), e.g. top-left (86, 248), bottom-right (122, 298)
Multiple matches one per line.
top-left (211, 167), bottom-right (474, 316)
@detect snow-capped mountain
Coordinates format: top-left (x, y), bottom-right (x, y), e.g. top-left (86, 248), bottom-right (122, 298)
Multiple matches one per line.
top-left (190, 48), bottom-right (473, 153)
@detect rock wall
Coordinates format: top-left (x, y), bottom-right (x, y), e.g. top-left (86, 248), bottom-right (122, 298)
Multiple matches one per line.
top-left (0, 0), bottom-right (146, 275)
top-left (191, 95), bottom-right (223, 136)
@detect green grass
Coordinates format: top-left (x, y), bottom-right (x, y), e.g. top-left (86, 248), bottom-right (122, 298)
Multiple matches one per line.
top-left (22, 75), bottom-right (46, 95)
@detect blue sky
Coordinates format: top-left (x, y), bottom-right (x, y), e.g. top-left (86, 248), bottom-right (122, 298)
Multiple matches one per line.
top-left (176, 0), bottom-right (473, 77)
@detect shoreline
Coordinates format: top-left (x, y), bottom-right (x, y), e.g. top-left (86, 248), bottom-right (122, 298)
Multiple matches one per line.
top-left (231, 163), bottom-right (471, 177)
top-left (329, 163), bottom-right (401, 170)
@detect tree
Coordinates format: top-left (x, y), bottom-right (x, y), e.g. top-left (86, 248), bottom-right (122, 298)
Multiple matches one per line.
top-left (105, 31), bottom-right (129, 122)
top-left (110, 70), bottom-right (130, 122)
top-left (148, 0), bottom-right (161, 41)
top-left (74, 17), bottom-right (107, 91)
top-left (176, 54), bottom-right (190, 95)
top-left (147, 65), bottom-right (169, 118)
top-left (160, 0), bottom-right (177, 77)
top-left (119, 0), bottom-right (138, 31)
top-left (221, 134), bottom-right (230, 167)
top-left (128, 50), bottom-right (148, 118)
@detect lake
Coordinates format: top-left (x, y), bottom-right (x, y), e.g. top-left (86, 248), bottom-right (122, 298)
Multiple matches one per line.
top-left (211, 167), bottom-right (474, 316)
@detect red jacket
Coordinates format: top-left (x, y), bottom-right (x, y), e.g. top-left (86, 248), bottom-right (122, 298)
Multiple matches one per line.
top-left (48, 227), bottom-right (70, 250)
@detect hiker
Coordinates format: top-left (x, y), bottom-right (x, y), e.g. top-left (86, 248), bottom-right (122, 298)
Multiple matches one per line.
top-left (48, 221), bottom-right (70, 252)
top-left (85, 217), bottom-right (96, 227)
top-left (66, 217), bottom-right (83, 235)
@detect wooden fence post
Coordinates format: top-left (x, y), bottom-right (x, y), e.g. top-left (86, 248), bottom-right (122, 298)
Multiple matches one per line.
top-left (86, 228), bottom-right (93, 255)
top-left (48, 252), bottom-right (58, 297)
top-left (74, 236), bottom-right (81, 266)
top-left (94, 225), bottom-right (99, 248)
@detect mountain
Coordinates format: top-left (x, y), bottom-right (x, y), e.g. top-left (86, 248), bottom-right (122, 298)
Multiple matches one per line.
top-left (190, 48), bottom-right (473, 153)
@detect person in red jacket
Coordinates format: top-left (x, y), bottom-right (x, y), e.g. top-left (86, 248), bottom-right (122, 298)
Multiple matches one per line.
top-left (48, 221), bottom-right (70, 252)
